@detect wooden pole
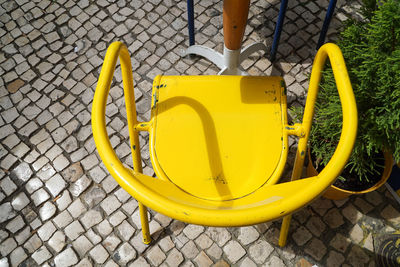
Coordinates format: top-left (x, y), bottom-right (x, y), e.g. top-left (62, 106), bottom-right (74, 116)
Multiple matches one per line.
top-left (223, 0), bottom-right (251, 50)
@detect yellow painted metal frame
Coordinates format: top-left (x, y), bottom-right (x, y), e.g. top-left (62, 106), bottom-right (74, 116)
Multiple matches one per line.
top-left (91, 41), bottom-right (357, 245)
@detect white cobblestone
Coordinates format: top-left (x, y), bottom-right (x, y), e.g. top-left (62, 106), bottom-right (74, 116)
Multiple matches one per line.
top-left (65, 221), bottom-right (85, 241)
top-left (12, 162), bottom-right (32, 182)
top-left (69, 175), bottom-right (91, 197)
top-left (97, 220), bottom-right (113, 237)
top-left (181, 240), bottom-right (199, 259)
top-left (223, 240), bottom-right (246, 264)
top-left (86, 228), bottom-right (102, 245)
top-left (24, 233), bottom-right (42, 253)
top-left (249, 240), bottom-right (274, 264)
top-left (37, 221), bottom-right (56, 242)
top-left (238, 226), bottom-right (260, 245)
top-left (89, 244), bottom-right (109, 264)
top-left (206, 227), bottom-right (231, 247)
top-left (130, 256), bottom-right (150, 267)
top-left (54, 247), bottom-right (79, 267)
top-left (15, 227), bottom-right (30, 245)
top-left (0, 238), bottom-right (17, 256)
top-left (48, 231), bottom-right (66, 252)
top-left (0, 177), bottom-right (17, 196)
top-left (32, 246), bottom-right (52, 265)
top-left (81, 209), bottom-right (102, 229)
top-left (56, 190), bottom-right (72, 211)
top-left (147, 245), bottom-right (166, 266)
top-left (72, 235), bottom-right (93, 257)
top-left (101, 195), bottom-right (122, 216)
top-left (5, 215), bottom-right (25, 233)
top-left (103, 234), bottom-right (121, 251)
top-left (114, 242), bottom-right (137, 264)
top-left (32, 188), bottom-right (51, 206)
top-left (46, 174), bottom-right (67, 197)
top-left (25, 177), bottom-right (43, 194)
top-left (53, 210), bottom-right (73, 228)
top-left (183, 224), bottom-right (204, 240)
top-left (39, 201), bottom-right (57, 221)
top-left (68, 199), bottom-right (87, 218)
top-left (117, 220), bottom-right (135, 241)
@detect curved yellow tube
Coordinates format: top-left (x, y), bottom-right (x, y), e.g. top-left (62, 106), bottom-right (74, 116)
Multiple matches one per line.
top-left (91, 42), bottom-right (151, 243)
top-left (279, 43), bottom-right (358, 246)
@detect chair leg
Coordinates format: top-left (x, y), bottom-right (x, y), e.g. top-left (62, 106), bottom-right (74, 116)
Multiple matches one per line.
top-left (270, 0), bottom-right (288, 62)
top-left (278, 134), bottom-right (309, 247)
top-left (139, 202), bottom-right (151, 244)
top-left (278, 214), bottom-right (292, 247)
top-left (187, 0), bottom-right (195, 46)
top-left (316, 0), bottom-right (337, 49)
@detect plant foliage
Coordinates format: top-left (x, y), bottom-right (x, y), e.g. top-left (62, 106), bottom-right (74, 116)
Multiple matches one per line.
top-left (309, 0), bottom-right (400, 181)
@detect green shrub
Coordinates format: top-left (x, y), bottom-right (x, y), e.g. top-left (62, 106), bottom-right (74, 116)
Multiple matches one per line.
top-left (309, 0), bottom-right (400, 181)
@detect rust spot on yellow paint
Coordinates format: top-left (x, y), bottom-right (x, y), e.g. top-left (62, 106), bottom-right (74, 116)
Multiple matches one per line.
top-left (207, 174), bottom-right (227, 184)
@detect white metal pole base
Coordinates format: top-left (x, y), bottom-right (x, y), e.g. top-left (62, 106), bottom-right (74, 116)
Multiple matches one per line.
top-left (185, 42), bottom-right (267, 75)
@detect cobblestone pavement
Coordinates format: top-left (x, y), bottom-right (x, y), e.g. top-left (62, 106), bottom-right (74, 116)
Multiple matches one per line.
top-left (1, 0), bottom-right (400, 266)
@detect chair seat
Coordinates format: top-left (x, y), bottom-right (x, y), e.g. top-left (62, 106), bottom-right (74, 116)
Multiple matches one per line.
top-left (149, 75), bottom-right (289, 201)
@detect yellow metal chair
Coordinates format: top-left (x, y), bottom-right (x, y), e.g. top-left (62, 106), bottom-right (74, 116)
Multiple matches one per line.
top-left (92, 42), bottom-right (357, 246)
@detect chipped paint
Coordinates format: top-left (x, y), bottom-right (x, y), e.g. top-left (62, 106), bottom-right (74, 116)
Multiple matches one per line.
top-left (285, 123), bottom-right (306, 137)
top-left (280, 80), bottom-right (287, 95)
top-left (207, 174), bottom-right (227, 184)
top-left (155, 84), bottom-right (166, 89)
top-left (134, 122), bottom-right (151, 131)
top-left (264, 90), bottom-right (276, 94)
top-left (152, 93), bottom-right (158, 108)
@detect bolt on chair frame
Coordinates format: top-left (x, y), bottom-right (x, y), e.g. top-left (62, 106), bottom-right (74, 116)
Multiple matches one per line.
top-left (92, 42), bottom-right (357, 245)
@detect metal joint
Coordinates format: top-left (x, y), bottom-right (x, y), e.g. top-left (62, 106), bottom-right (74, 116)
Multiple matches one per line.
top-left (285, 123), bottom-right (305, 137)
top-left (134, 122), bottom-right (151, 132)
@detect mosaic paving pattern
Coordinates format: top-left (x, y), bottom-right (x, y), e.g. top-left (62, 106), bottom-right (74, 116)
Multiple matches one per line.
top-left (1, 0), bottom-right (399, 266)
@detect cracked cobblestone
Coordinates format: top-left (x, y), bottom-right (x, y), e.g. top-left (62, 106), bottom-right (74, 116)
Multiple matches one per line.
top-left (0, 0), bottom-right (398, 266)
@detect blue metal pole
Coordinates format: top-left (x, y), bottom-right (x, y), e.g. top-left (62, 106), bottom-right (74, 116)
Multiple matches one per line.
top-left (187, 0), bottom-right (195, 46)
top-left (270, 0), bottom-right (288, 62)
top-left (317, 0), bottom-right (337, 49)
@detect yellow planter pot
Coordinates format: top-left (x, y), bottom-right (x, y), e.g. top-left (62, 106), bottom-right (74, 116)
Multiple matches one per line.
top-left (307, 149), bottom-right (394, 200)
